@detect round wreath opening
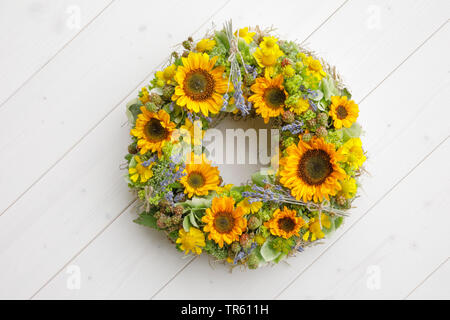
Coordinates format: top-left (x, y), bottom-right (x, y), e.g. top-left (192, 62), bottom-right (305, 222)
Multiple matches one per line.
top-left (124, 22), bottom-right (366, 270)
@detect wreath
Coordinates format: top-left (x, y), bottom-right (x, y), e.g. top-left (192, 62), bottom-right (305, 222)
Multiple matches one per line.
top-left (124, 22), bottom-right (366, 270)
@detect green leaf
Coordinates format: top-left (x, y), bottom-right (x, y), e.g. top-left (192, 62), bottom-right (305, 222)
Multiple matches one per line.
top-left (126, 98), bottom-right (142, 125)
top-left (341, 87), bottom-right (352, 99)
top-left (183, 215), bottom-right (191, 232)
top-left (134, 212), bottom-right (158, 230)
top-left (342, 122), bottom-right (362, 141)
top-left (251, 172), bottom-right (268, 187)
top-left (321, 76), bottom-right (340, 101)
top-left (260, 238), bottom-right (282, 262)
top-left (189, 212), bottom-right (199, 228)
top-left (274, 252), bottom-right (287, 264)
top-left (215, 30), bottom-right (230, 50)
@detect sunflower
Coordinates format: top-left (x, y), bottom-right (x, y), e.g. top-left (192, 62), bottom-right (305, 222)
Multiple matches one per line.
top-left (279, 137), bottom-right (347, 202)
top-left (171, 52), bottom-right (228, 116)
top-left (176, 227), bottom-right (205, 255)
top-left (264, 206), bottom-right (305, 239)
top-left (248, 74), bottom-right (287, 123)
top-left (341, 137), bottom-right (366, 170)
top-left (196, 38), bottom-right (216, 52)
top-left (130, 108), bottom-right (176, 156)
top-left (234, 27), bottom-right (256, 44)
top-left (180, 153), bottom-right (220, 198)
top-left (329, 96), bottom-right (359, 129)
top-left (202, 196), bottom-right (247, 248)
top-left (302, 214), bottom-right (331, 242)
top-left (128, 155), bottom-right (154, 183)
top-left (237, 198), bottom-right (263, 214)
top-left (179, 118), bottom-right (204, 146)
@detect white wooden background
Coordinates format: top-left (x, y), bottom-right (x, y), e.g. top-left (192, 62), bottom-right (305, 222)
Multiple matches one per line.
top-left (0, 0), bottom-right (449, 300)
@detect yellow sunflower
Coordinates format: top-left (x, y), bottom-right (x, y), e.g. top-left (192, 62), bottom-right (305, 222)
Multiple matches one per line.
top-left (279, 137), bottom-right (347, 202)
top-left (237, 198), bottom-right (263, 214)
top-left (302, 214), bottom-right (331, 242)
top-left (196, 38), bottom-right (216, 52)
top-left (176, 227), bottom-right (205, 255)
top-left (171, 52), bottom-right (228, 116)
top-left (202, 196), bottom-right (247, 248)
top-left (234, 27), bottom-right (256, 44)
top-left (180, 153), bottom-right (220, 198)
top-left (248, 74), bottom-right (287, 123)
top-left (341, 137), bottom-right (366, 170)
top-left (329, 96), bottom-right (359, 129)
top-left (264, 206), bottom-right (305, 239)
top-left (130, 108), bottom-right (176, 156)
top-left (179, 118), bottom-right (204, 146)
top-left (128, 155), bottom-right (154, 183)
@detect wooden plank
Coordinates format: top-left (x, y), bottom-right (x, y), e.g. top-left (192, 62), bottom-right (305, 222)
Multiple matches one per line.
top-left (277, 139), bottom-right (450, 299)
top-left (29, 0), bottom-right (348, 299)
top-left (0, 0), bottom-right (112, 105)
top-left (0, 0), bottom-right (228, 216)
top-left (0, 0), bottom-right (230, 299)
top-left (151, 13), bottom-right (450, 299)
top-left (406, 258), bottom-right (450, 300)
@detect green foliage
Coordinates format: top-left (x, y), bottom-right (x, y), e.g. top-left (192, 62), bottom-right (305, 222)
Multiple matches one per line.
top-left (126, 98), bottom-right (142, 125)
top-left (342, 122), bottom-right (362, 142)
top-left (134, 210), bottom-right (159, 230)
top-left (204, 239), bottom-right (228, 260)
top-left (260, 237), bottom-right (282, 262)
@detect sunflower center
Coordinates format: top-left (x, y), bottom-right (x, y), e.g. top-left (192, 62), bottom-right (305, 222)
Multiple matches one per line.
top-left (264, 87), bottom-right (286, 109)
top-left (278, 217), bottom-right (296, 233)
top-left (298, 149), bottom-right (333, 185)
top-left (187, 172), bottom-right (206, 188)
top-left (336, 105), bottom-right (348, 119)
top-left (184, 69), bottom-right (215, 101)
top-left (145, 118), bottom-right (168, 142)
top-left (213, 212), bottom-right (234, 233)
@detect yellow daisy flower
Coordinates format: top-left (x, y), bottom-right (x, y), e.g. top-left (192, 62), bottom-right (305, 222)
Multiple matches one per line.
top-left (172, 52), bottom-right (228, 116)
top-left (179, 118), bottom-right (204, 146)
top-left (237, 198), bottom-right (263, 214)
top-left (176, 227), bottom-right (205, 255)
top-left (196, 38), bottom-right (216, 52)
top-left (202, 196), bottom-right (247, 248)
top-left (156, 64), bottom-right (177, 85)
top-left (279, 137), bottom-right (347, 202)
top-left (264, 206), bottom-right (305, 239)
top-left (180, 153), bottom-right (220, 198)
top-left (234, 27), bottom-right (255, 44)
top-left (329, 96), bottom-right (359, 129)
top-left (341, 137), bottom-right (366, 170)
top-left (289, 97), bottom-right (310, 115)
top-left (130, 108), bottom-right (176, 156)
top-left (253, 37), bottom-right (284, 75)
top-left (128, 155), bottom-right (154, 183)
top-left (139, 87), bottom-right (150, 104)
top-left (300, 53), bottom-right (326, 81)
top-left (339, 177), bottom-right (357, 199)
top-left (248, 74), bottom-right (287, 123)
top-left (302, 214), bottom-right (331, 242)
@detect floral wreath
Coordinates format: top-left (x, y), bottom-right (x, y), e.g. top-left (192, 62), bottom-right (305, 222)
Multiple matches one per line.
top-left (124, 22), bottom-right (366, 270)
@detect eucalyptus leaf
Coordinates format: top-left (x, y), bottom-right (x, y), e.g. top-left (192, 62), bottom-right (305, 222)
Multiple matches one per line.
top-left (183, 215), bottom-right (191, 232)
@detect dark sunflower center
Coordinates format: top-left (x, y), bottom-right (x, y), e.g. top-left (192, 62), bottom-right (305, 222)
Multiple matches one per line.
top-left (145, 118), bottom-right (168, 142)
top-left (187, 172), bottom-right (206, 188)
top-left (184, 69), bottom-right (215, 101)
top-left (278, 217), bottom-right (296, 233)
top-left (336, 105), bottom-right (348, 119)
top-left (298, 149), bottom-right (333, 185)
top-left (213, 212), bottom-right (234, 233)
top-left (264, 87), bottom-right (286, 109)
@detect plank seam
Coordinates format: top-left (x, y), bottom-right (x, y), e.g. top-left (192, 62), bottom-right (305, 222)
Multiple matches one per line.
top-left (403, 256), bottom-right (450, 299)
top-left (0, 0), bottom-right (116, 109)
top-left (274, 135), bottom-right (450, 299)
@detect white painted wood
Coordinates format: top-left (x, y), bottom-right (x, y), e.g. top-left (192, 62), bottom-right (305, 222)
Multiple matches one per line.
top-left (0, 0), bottom-right (112, 105)
top-left (277, 139), bottom-right (450, 299)
top-left (407, 258), bottom-right (450, 300)
top-left (152, 18), bottom-right (450, 299)
top-left (0, 0), bottom-right (231, 299)
top-left (0, 0), bottom-right (447, 300)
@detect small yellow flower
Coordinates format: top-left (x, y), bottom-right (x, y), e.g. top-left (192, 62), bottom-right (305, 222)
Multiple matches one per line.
top-left (341, 137), bottom-right (366, 170)
top-left (179, 118), bottom-right (204, 146)
top-left (253, 37), bottom-right (284, 75)
top-left (299, 53), bottom-right (326, 81)
top-left (139, 87), bottom-right (150, 104)
top-left (234, 27), bottom-right (255, 44)
top-left (156, 64), bottom-right (177, 85)
top-left (217, 184), bottom-right (234, 196)
top-left (254, 235), bottom-right (266, 245)
top-left (128, 155), bottom-right (154, 183)
top-left (329, 96), bottom-right (359, 129)
top-left (176, 227), bottom-right (206, 255)
top-left (282, 65), bottom-right (295, 78)
top-left (289, 97), bottom-right (310, 115)
top-left (196, 38), bottom-right (216, 52)
top-left (237, 198), bottom-right (263, 214)
top-left (339, 177), bottom-right (357, 199)
top-left (302, 214), bottom-right (330, 242)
